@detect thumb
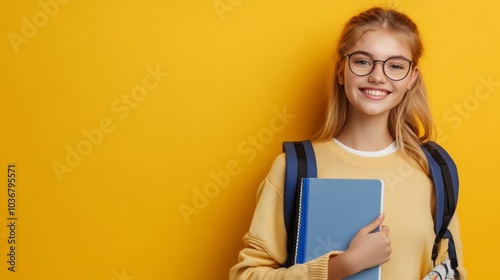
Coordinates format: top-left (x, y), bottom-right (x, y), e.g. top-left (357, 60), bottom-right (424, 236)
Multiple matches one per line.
top-left (361, 213), bottom-right (384, 234)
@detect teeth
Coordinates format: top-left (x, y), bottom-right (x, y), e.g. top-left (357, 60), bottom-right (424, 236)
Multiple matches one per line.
top-left (363, 89), bottom-right (389, 96)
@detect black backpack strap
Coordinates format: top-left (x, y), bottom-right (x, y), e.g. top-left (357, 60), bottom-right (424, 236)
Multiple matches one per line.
top-left (282, 140), bottom-right (317, 267)
top-left (444, 229), bottom-right (459, 276)
top-left (422, 141), bottom-right (460, 278)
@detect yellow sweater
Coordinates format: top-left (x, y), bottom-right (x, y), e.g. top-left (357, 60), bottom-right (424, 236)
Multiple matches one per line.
top-left (229, 140), bottom-right (466, 279)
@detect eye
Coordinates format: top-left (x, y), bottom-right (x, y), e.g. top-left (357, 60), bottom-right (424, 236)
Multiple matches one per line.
top-left (387, 63), bottom-right (404, 70)
top-left (386, 58), bottom-right (410, 71)
top-left (354, 59), bottom-right (371, 66)
top-left (350, 53), bottom-right (373, 67)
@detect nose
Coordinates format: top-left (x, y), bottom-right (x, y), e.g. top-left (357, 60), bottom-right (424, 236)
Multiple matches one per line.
top-left (368, 61), bottom-right (387, 83)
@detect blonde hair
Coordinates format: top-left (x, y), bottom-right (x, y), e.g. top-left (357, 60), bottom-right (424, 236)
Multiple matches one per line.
top-left (314, 7), bottom-right (434, 173)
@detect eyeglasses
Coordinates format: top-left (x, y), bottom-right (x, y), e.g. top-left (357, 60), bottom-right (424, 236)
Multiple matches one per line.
top-left (346, 51), bottom-right (413, 81)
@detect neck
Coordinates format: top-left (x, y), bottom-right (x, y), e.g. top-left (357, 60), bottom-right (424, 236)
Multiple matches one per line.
top-left (336, 110), bottom-right (394, 151)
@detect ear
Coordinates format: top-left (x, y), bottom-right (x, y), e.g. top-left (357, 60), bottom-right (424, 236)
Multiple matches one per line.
top-left (407, 66), bottom-right (420, 90)
top-left (337, 65), bottom-right (346, 85)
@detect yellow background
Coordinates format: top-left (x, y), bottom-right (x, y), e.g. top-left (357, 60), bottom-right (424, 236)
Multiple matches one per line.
top-left (1, 0), bottom-right (498, 279)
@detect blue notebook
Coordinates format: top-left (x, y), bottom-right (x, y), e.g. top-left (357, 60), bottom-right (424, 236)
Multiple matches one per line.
top-left (295, 178), bottom-right (384, 280)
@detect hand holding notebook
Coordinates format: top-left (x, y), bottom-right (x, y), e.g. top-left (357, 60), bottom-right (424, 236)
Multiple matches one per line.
top-left (344, 213), bottom-right (391, 272)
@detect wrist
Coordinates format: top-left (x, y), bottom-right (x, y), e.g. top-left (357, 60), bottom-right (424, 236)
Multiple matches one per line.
top-left (327, 251), bottom-right (359, 280)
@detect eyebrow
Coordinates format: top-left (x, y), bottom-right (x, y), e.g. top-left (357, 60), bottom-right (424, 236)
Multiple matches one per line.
top-left (351, 50), bottom-right (412, 61)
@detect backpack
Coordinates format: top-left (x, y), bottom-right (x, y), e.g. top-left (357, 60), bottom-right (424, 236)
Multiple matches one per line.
top-left (282, 140), bottom-right (460, 279)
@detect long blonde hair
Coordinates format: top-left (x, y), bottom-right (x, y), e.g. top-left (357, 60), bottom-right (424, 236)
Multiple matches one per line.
top-left (314, 7), bottom-right (434, 173)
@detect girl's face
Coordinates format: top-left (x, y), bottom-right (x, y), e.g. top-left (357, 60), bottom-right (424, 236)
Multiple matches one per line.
top-left (342, 29), bottom-right (419, 120)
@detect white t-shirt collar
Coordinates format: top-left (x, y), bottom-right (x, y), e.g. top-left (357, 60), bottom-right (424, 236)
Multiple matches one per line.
top-left (333, 138), bottom-right (397, 157)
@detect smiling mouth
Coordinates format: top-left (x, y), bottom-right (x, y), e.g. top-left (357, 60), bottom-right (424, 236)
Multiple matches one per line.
top-left (361, 89), bottom-right (391, 96)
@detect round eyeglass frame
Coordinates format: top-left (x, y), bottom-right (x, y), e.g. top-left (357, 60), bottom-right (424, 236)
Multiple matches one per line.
top-left (346, 52), bottom-right (413, 81)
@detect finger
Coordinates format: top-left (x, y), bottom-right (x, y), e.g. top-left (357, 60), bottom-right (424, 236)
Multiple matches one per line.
top-left (380, 225), bottom-right (390, 235)
top-left (361, 213), bottom-right (384, 233)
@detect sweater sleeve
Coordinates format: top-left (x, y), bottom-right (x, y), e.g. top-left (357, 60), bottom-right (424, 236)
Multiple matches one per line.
top-left (229, 155), bottom-right (332, 280)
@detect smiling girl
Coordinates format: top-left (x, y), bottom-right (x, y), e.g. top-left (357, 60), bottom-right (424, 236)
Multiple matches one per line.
top-left (230, 7), bottom-right (466, 280)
